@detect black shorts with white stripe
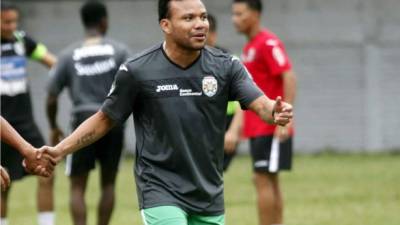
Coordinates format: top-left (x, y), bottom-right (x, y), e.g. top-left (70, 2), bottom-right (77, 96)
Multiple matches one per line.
top-left (250, 135), bottom-right (293, 173)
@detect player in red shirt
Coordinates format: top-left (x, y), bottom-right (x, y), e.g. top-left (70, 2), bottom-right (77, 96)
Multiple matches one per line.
top-left (232, 0), bottom-right (297, 224)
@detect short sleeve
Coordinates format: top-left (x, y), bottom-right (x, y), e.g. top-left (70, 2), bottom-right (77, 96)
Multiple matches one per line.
top-left (262, 39), bottom-right (292, 76)
top-left (101, 64), bottom-right (137, 124)
top-left (22, 34), bottom-right (38, 56)
top-left (47, 53), bottom-right (70, 96)
top-left (229, 57), bottom-right (264, 109)
top-left (23, 34), bottom-right (48, 61)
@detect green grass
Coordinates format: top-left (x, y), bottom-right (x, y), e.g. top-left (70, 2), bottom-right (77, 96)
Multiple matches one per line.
top-left (6, 153), bottom-right (400, 225)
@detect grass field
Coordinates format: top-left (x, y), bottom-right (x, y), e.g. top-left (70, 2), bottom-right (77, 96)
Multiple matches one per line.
top-left (6, 153), bottom-right (400, 225)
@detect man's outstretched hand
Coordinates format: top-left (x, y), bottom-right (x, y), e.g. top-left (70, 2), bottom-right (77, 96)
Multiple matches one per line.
top-left (273, 96), bottom-right (293, 126)
top-left (22, 147), bottom-right (57, 177)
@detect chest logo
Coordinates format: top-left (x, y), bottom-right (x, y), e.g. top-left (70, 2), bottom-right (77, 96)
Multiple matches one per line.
top-left (202, 76), bottom-right (218, 97)
top-left (156, 84), bottom-right (179, 92)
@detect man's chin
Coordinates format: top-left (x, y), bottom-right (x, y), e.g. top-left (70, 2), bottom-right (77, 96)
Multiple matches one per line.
top-left (186, 43), bottom-right (206, 51)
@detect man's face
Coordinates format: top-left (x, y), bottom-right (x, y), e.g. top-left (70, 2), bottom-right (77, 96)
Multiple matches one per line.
top-left (1, 9), bottom-right (19, 39)
top-left (165, 0), bottom-right (209, 51)
top-left (232, 2), bottom-right (258, 34)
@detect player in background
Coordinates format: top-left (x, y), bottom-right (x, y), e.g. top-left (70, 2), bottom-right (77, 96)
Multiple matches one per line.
top-left (232, 0), bottom-right (297, 224)
top-left (206, 14), bottom-right (242, 171)
top-left (35, 0), bottom-right (293, 224)
top-left (0, 2), bottom-right (57, 225)
top-left (46, 1), bottom-right (131, 225)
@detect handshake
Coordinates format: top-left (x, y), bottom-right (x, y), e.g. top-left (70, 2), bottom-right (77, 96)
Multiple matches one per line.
top-left (22, 146), bottom-right (62, 177)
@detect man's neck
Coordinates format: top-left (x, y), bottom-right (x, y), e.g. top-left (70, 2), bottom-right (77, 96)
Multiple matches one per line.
top-left (246, 23), bottom-right (262, 41)
top-left (85, 28), bottom-right (103, 39)
top-left (163, 40), bottom-right (201, 69)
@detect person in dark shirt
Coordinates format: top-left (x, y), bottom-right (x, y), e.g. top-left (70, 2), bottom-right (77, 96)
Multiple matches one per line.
top-left (0, 2), bottom-right (57, 225)
top-left (35, 1), bottom-right (293, 224)
top-left (46, 1), bottom-right (131, 225)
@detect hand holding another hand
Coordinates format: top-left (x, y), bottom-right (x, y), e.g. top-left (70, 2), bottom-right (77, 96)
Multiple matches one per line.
top-left (22, 146), bottom-right (58, 177)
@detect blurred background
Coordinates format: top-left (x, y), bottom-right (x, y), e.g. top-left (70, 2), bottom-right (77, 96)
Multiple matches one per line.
top-left (16, 0), bottom-right (400, 153)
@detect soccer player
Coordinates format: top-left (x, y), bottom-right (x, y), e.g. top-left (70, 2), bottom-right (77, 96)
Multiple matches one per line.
top-left (232, 0), bottom-right (297, 224)
top-left (46, 1), bottom-right (131, 225)
top-left (0, 2), bottom-right (57, 225)
top-left (36, 0), bottom-right (293, 224)
top-left (206, 14), bottom-right (242, 171)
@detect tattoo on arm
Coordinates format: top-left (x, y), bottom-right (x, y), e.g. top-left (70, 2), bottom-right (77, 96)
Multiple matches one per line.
top-left (76, 130), bottom-right (96, 145)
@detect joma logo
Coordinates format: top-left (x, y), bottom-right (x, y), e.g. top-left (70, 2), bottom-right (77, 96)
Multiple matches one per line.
top-left (156, 84), bottom-right (179, 92)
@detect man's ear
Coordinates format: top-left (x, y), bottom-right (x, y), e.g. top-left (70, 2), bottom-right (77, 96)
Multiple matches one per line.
top-left (160, 18), bottom-right (172, 34)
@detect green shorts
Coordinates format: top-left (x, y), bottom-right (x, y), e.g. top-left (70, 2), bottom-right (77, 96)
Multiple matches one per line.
top-left (141, 206), bottom-right (225, 225)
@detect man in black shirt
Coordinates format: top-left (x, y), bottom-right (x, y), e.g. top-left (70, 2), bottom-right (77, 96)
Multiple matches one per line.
top-left (46, 1), bottom-right (131, 225)
top-left (1, 2), bottom-right (57, 225)
top-left (36, 0), bottom-right (293, 224)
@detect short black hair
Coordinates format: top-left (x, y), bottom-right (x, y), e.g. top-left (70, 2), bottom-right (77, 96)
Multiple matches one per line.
top-left (80, 0), bottom-right (108, 28)
top-left (208, 14), bottom-right (217, 32)
top-left (158, 0), bottom-right (172, 22)
top-left (1, 1), bottom-right (18, 12)
top-left (159, 0), bottom-right (189, 22)
top-left (233, 0), bottom-right (262, 12)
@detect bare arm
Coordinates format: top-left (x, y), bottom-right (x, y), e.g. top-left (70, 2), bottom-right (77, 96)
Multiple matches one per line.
top-left (46, 94), bottom-right (64, 145)
top-left (224, 108), bottom-right (243, 154)
top-left (46, 95), bottom-right (59, 130)
top-left (50, 111), bottom-right (116, 159)
top-left (1, 117), bottom-right (33, 157)
top-left (274, 70), bottom-right (297, 141)
top-left (40, 52), bottom-right (57, 68)
top-left (283, 70), bottom-right (296, 105)
top-left (0, 166), bottom-right (10, 191)
top-left (248, 95), bottom-right (276, 124)
top-left (227, 108), bottom-right (243, 136)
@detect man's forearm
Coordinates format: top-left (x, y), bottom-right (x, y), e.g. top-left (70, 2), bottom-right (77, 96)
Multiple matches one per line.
top-left (283, 70), bottom-right (296, 105)
top-left (248, 96), bottom-right (276, 124)
top-left (228, 108), bottom-right (243, 136)
top-left (54, 111), bottom-right (115, 157)
top-left (40, 52), bottom-right (57, 68)
top-left (1, 117), bottom-right (33, 157)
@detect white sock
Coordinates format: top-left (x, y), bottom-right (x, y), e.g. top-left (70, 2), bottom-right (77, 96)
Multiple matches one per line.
top-left (38, 212), bottom-right (55, 225)
top-left (1, 218), bottom-right (8, 225)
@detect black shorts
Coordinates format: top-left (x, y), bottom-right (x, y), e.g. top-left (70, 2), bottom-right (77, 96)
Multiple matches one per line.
top-left (250, 135), bottom-right (293, 173)
top-left (1, 121), bottom-right (45, 181)
top-left (65, 113), bottom-right (124, 176)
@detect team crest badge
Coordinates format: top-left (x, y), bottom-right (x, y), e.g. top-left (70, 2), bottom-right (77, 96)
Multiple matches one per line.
top-left (202, 76), bottom-right (218, 97)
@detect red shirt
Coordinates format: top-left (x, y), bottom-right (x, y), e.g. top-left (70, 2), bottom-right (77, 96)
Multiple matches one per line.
top-left (242, 29), bottom-right (293, 137)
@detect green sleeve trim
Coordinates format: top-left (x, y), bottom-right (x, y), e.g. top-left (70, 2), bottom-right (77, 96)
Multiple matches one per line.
top-left (30, 43), bottom-right (47, 61)
top-left (226, 101), bottom-right (240, 116)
